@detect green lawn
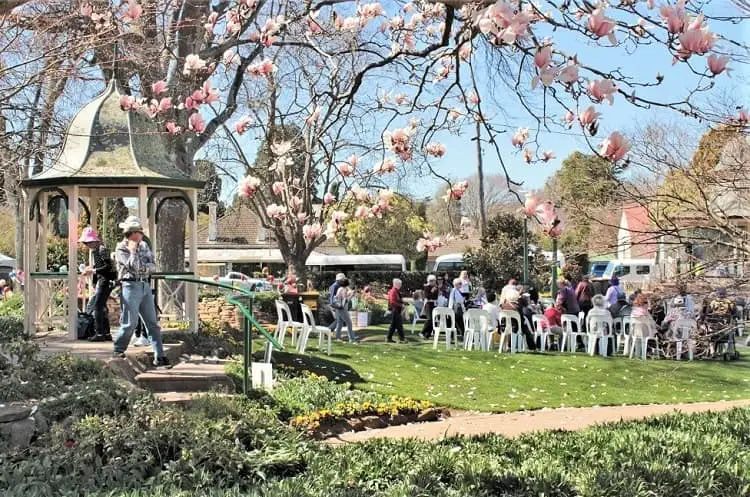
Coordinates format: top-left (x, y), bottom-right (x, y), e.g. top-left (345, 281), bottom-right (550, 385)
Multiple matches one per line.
top-left (266, 325), bottom-right (750, 413)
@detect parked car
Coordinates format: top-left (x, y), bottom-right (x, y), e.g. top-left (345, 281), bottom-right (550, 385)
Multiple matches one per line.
top-left (206, 272), bottom-right (273, 292)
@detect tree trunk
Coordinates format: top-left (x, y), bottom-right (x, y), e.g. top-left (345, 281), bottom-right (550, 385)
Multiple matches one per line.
top-left (156, 200), bottom-right (187, 272)
top-left (475, 120), bottom-right (487, 237)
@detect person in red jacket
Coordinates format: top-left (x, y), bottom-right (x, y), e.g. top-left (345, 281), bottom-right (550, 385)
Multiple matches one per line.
top-left (387, 278), bottom-right (406, 343)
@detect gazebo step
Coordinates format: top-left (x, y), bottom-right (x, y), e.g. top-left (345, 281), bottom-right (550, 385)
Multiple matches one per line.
top-left (153, 391), bottom-right (234, 407)
top-left (135, 362), bottom-right (234, 393)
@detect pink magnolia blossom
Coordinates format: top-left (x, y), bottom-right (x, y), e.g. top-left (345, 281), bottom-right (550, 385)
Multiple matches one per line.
top-left (659, 0), bottom-right (686, 34)
top-left (388, 15), bottom-right (404, 30)
top-left (225, 9), bottom-right (242, 34)
top-left (260, 16), bottom-right (282, 46)
top-left (373, 157), bottom-right (396, 174)
top-left (157, 97), bottom-right (172, 113)
top-left (707, 54), bottom-right (729, 76)
top-left (331, 210), bottom-right (348, 224)
top-left (248, 59), bottom-right (277, 77)
top-left (416, 233), bottom-right (444, 253)
top-left (266, 204), bottom-right (286, 220)
top-left (459, 43), bottom-right (472, 61)
top-left (323, 192), bottom-right (336, 205)
top-left (350, 187), bottom-right (371, 202)
top-left (122, 0), bottom-right (143, 23)
top-left (563, 110), bottom-right (575, 126)
top-left (523, 148), bottom-right (534, 163)
top-left (587, 6), bottom-right (616, 41)
top-left (303, 223), bottom-right (322, 241)
top-left (201, 80), bottom-right (220, 104)
top-left (444, 180), bottom-right (469, 202)
top-left (204, 12), bottom-right (218, 34)
top-left (183, 54), bottom-right (207, 76)
top-left (296, 212), bottom-right (308, 224)
top-left (523, 193), bottom-right (541, 217)
top-left (151, 80), bottom-right (168, 95)
top-left (289, 195), bottom-right (303, 212)
top-left (119, 95), bottom-right (139, 111)
top-left (394, 93), bottom-right (408, 105)
top-left (223, 50), bottom-right (240, 67)
top-left (737, 108), bottom-right (749, 123)
top-left (355, 206), bottom-right (371, 218)
top-left (271, 181), bottom-right (285, 195)
top-left (165, 121), bottom-right (182, 136)
top-left (188, 113), bottom-right (206, 134)
top-left (511, 127), bottom-right (529, 148)
top-left (342, 16), bottom-right (362, 31)
top-left (534, 45), bottom-right (552, 69)
top-left (468, 91), bottom-right (480, 105)
top-left (234, 115), bottom-right (252, 135)
top-left (383, 127), bottom-right (414, 161)
top-left (184, 96), bottom-right (200, 111)
top-left (599, 131), bottom-right (631, 162)
top-left (448, 108), bottom-right (462, 121)
top-left (532, 66), bottom-right (558, 90)
top-left (238, 176), bottom-right (261, 198)
top-left (557, 63), bottom-right (579, 84)
top-left (307, 11), bottom-right (322, 35)
top-left (542, 150), bottom-right (556, 162)
top-left (425, 142), bottom-right (446, 158)
top-left (579, 105), bottom-right (601, 125)
top-left (588, 79), bottom-right (617, 105)
top-left (676, 14), bottom-right (716, 59)
top-left (339, 163), bottom-right (355, 177)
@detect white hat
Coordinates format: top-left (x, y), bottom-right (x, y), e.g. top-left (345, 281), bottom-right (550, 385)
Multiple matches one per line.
top-left (335, 273), bottom-right (346, 281)
top-left (119, 216), bottom-right (144, 233)
top-left (427, 274), bottom-right (437, 282)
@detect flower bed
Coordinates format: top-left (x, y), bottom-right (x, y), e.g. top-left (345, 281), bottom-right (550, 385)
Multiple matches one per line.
top-left (291, 397), bottom-right (440, 439)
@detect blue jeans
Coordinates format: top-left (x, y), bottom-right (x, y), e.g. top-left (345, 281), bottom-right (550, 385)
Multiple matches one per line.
top-left (334, 307), bottom-right (358, 341)
top-left (114, 281), bottom-right (164, 359)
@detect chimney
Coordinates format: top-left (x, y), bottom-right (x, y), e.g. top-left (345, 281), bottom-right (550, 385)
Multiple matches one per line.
top-left (208, 202), bottom-right (218, 242)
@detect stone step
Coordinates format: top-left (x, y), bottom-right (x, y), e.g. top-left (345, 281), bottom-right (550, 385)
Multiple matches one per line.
top-left (135, 362), bottom-right (235, 393)
top-left (153, 391), bottom-right (234, 407)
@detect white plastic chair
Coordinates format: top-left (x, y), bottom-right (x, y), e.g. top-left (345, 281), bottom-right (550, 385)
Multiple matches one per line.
top-left (560, 314), bottom-right (585, 353)
top-left (498, 310), bottom-right (523, 353)
top-left (463, 309), bottom-right (491, 351)
top-left (531, 315), bottom-right (558, 352)
top-left (274, 300), bottom-right (304, 347)
top-left (670, 318), bottom-right (697, 361)
top-left (410, 300), bottom-right (426, 334)
top-left (297, 304), bottom-right (332, 356)
top-left (629, 316), bottom-right (661, 360)
top-left (433, 307), bottom-right (458, 350)
top-left (586, 313), bottom-right (615, 357)
top-left (736, 305), bottom-right (745, 336)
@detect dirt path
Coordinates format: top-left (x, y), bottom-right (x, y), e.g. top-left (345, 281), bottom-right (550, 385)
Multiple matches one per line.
top-left (328, 399), bottom-right (750, 444)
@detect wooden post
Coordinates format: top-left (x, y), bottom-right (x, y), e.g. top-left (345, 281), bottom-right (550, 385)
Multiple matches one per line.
top-left (39, 192), bottom-right (48, 272)
top-left (86, 192), bottom-right (99, 303)
top-left (23, 190), bottom-right (35, 336)
top-left (187, 188), bottom-right (199, 333)
top-left (67, 186), bottom-right (79, 339)
top-left (138, 185), bottom-right (148, 235)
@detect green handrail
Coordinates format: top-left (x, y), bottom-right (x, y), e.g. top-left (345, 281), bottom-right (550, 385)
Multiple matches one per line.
top-left (162, 274), bottom-right (282, 396)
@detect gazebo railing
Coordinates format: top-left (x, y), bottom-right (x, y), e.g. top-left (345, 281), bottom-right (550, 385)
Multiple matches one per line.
top-left (28, 272), bottom-right (70, 333)
top-left (151, 272), bottom-right (193, 322)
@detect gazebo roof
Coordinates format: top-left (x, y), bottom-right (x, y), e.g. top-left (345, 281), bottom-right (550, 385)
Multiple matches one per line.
top-left (22, 79), bottom-right (203, 189)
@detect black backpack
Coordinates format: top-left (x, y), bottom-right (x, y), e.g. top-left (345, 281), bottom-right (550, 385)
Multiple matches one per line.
top-left (77, 312), bottom-right (95, 340)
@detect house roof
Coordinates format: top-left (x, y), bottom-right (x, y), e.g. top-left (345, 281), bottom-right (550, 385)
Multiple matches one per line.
top-left (427, 235), bottom-right (482, 260)
top-left (22, 80), bottom-right (203, 189)
top-left (196, 203), bottom-right (340, 251)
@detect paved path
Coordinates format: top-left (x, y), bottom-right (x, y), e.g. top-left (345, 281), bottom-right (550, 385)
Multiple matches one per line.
top-left (328, 399), bottom-right (750, 444)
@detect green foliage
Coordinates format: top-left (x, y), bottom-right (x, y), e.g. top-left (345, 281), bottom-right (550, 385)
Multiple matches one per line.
top-left (164, 322), bottom-right (243, 358)
top-left (95, 198), bottom-right (129, 256)
top-left (339, 195), bottom-right (430, 263)
top-left (464, 213), bottom-right (545, 289)
top-left (271, 373), bottom-right (387, 419)
top-left (253, 291), bottom-right (280, 315)
top-left (195, 160), bottom-right (225, 215)
top-left (0, 315), bottom-right (24, 341)
top-left (0, 207), bottom-right (16, 258)
top-left (0, 293), bottom-right (24, 318)
top-left (46, 236), bottom-right (87, 270)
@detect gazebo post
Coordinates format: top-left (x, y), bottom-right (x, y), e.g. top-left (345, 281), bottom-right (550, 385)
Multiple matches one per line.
top-left (88, 191), bottom-right (99, 299)
top-left (39, 192), bottom-right (48, 272)
top-left (23, 190), bottom-right (35, 336)
top-left (67, 185), bottom-right (79, 339)
top-left (138, 185), bottom-right (148, 234)
top-left (187, 188), bottom-right (199, 333)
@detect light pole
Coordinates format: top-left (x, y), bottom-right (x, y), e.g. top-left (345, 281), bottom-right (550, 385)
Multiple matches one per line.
top-left (537, 201), bottom-right (563, 299)
top-left (522, 193), bottom-right (540, 284)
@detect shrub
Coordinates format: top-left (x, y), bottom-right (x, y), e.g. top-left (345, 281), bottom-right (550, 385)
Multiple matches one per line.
top-left (290, 397), bottom-right (434, 432)
top-left (0, 294), bottom-right (24, 319)
top-left (164, 322), bottom-right (243, 358)
top-left (271, 374), bottom-right (385, 418)
top-left (0, 316), bottom-right (25, 343)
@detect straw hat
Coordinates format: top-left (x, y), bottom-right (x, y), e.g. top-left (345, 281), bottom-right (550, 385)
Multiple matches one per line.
top-left (79, 227), bottom-right (101, 243)
top-left (118, 216), bottom-right (144, 234)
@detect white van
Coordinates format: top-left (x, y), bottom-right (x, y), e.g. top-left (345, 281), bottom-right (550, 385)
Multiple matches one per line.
top-left (601, 259), bottom-right (655, 283)
top-left (433, 253), bottom-right (465, 274)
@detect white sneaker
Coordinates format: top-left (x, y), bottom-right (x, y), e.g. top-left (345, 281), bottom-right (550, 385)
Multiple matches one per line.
top-left (129, 334), bottom-right (139, 346)
top-left (135, 336), bottom-right (151, 347)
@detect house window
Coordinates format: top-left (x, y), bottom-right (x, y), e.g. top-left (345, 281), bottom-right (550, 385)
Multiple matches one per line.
top-left (257, 227), bottom-right (267, 242)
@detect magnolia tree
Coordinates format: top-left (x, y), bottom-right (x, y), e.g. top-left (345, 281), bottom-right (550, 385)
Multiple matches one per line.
top-left (1, 0), bottom-right (747, 273)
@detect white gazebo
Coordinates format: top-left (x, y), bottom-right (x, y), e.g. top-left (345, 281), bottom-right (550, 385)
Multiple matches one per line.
top-left (21, 79), bottom-right (205, 337)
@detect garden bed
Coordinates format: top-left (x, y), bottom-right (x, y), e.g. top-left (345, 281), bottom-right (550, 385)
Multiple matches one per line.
top-left (306, 406), bottom-right (442, 439)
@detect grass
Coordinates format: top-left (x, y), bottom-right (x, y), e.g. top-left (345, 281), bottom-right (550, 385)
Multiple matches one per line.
top-left (265, 324), bottom-right (750, 413)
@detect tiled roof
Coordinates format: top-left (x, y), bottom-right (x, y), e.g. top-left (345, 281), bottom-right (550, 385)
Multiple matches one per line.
top-left (427, 236), bottom-right (482, 260)
top-left (197, 204), bottom-right (339, 250)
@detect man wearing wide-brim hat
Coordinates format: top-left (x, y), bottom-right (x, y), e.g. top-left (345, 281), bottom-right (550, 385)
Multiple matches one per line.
top-left (112, 216), bottom-right (170, 367)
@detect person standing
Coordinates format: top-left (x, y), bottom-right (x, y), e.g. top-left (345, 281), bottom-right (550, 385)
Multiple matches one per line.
top-left (80, 227), bottom-right (116, 342)
top-left (387, 278), bottom-right (406, 343)
top-left (605, 276), bottom-right (622, 308)
top-left (448, 277), bottom-right (466, 337)
top-left (576, 275), bottom-right (594, 321)
top-left (334, 279), bottom-right (359, 342)
top-left (557, 278), bottom-right (580, 315)
top-left (328, 273), bottom-right (345, 332)
top-left (458, 270), bottom-right (472, 296)
top-left (499, 278), bottom-right (520, 307)
top-left (112, 217), bottom-right (169, 367)
top-left (421, 274), bottom-right (440, 339)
